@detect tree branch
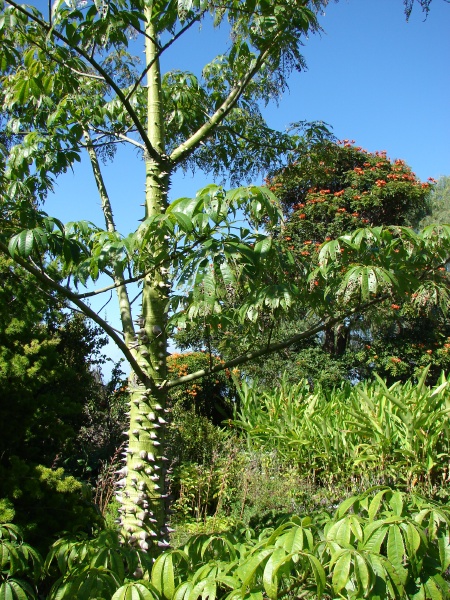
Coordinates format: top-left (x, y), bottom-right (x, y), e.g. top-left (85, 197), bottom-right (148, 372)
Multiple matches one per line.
top-left (75, 271), bottom-right (151, 298)
top-left (162, 295), bottom-right (386, 390)
top-left (0, 240), bottom-right (151, 385)
top-left (6, 0), bottom-right (162, 164)
top-left (169, 35), bottom-right (282, 166)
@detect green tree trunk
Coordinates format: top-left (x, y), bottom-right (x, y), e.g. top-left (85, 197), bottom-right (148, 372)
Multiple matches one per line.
top-left (117, 17), bottom-right (172, 551)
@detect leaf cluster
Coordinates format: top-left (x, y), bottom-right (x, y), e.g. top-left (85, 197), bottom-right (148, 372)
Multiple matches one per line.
top-left (6, 486), bottom-right (448, 599)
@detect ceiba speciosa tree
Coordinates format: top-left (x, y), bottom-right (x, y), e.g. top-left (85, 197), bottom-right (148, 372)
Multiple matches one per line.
top-left (0, 0), bottom-right (448, 556)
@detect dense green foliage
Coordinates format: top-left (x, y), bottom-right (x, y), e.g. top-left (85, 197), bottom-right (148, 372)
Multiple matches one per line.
top-left (0, 256), bottom-right (107, 467)
top-left (419, 175), bottom-right (450, 228)
top-left (233, 368), bottom-right (450, 496)
top-left (2, 487), bottom-right (449, 599)
top-left (0, 257), bottom-right (112, 548)
top-left (0, 461), bottom-right (102, 554)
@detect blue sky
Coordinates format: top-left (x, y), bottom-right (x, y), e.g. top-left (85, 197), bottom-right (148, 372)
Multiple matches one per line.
top-left (37, 0), bottom-right (449, 375)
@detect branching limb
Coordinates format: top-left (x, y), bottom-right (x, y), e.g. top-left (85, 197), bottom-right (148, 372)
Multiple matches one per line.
top-left (89, 128), bottom-right (146, 151)
top-left (75, 271), bottom-right (151, 298)
top-left (0, 240), bottom-right (151, 385)
top-left (6, 0), bottom-right (162, 164)
top-left (169, 33), bottom-right (283, 166)
top-left (163, 295), bottom-right (387, 390)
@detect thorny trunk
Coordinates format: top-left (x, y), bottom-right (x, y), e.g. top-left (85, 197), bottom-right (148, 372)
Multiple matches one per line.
top-left (103, 16), bottom-right (172, 555)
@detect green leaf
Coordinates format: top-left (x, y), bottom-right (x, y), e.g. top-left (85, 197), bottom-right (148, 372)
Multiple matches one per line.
top-left (354, 553), bottom-right (371, 595)
top-left (331, 550), bottom-right (352, 593)
top-left (368, 490), bottom-right (390, 521)
top-left (170, 212), bottom-right (194, 233)
top-left (0, 579), bottom-right (34, 600)
top-left (254, 238), bottom-right (272, 257)
top-left (387, 525), bottom-right (406, 578)
top-left (262, 548), bottom-right (285, 599)
top-left (235, 549), bottom-right (272, 591)
top-left (152, 553), bottom-right (175, 600)
top-left (112, 582), bottom-right (160, 600)
top-left (173, 582), bottom-right (192, 600)
top-left (389, 492), bottom-right (404, 516)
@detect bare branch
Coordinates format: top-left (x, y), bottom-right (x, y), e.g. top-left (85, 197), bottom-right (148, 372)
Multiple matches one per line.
top-left (75, 271), bottom-right (151, 299)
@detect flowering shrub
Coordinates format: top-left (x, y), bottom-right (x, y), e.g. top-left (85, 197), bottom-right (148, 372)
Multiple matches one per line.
top-left (167, 352), bottom-right (234, 424)
top-left (266, 140), bottom-right (434, 254)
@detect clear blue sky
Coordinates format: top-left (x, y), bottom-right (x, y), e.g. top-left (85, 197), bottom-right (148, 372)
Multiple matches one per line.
top-left (37, 0), bottom-right (449, 375)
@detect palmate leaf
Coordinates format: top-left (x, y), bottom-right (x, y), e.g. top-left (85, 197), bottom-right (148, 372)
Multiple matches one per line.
top-left (338, 265), bottom-right (396, 303)
top-left (112, 582), bottom-right (161, 600)
top-left (0, 579), bottom-right (36, 600)
top-left (200, 535), bottom-right (238, 562)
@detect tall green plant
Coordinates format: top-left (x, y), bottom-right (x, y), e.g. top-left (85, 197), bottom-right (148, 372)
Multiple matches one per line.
top-left (233, 368), bottom-right (450, 490)
top-left (21, 488), bottom-right (448, 599)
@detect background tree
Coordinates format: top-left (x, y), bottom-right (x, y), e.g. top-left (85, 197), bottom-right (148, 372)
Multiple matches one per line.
top-left (419, 175), bottom-right (450, 227)
top-left (260, 140), bottom-right (448, 386)
top-left (0, 256), bottom-right (109, 548)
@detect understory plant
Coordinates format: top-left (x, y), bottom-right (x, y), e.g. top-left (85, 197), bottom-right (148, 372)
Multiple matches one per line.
top-left (233, 367), bottom-right (450, 495)
top-left (2, 488), bottom-right (448, 599)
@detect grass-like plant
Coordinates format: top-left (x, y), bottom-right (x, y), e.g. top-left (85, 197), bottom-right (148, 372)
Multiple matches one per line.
top-left (232, 367), bottom-right (450, 494)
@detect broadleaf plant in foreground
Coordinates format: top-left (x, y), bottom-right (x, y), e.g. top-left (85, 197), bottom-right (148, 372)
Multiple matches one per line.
top-left (0, 0), bottom-right (449, 557)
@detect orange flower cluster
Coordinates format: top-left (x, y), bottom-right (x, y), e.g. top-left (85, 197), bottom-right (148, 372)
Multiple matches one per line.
top-left (375, 180), bottom-right (387, 187)
top-left (336, 208), bottom-right (346, 213)
top-left (391, 357), bottom-right (402, 363)
top-left (391, 304), bottom-right (400, 310)
top-left (334, 190), bottom-right (345, 197)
